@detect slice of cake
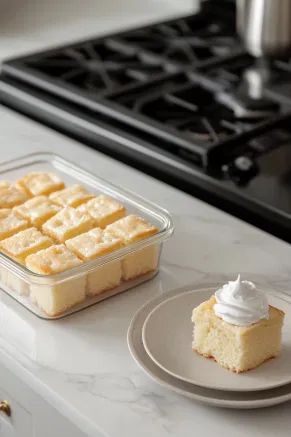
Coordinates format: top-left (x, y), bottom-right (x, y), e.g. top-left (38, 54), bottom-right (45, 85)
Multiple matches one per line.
top-left (105, 215), bottom-right (159, 280)
top-left (0, 227), bottom-right (53, 295)
top-left (0, 209), bottom-right (29, 241)
top-left (13, 196), bottom-right (61, 229)
top-left (66, 227), bottom-right (123, 295)
top-left (26, 244), bottom-right (86, 316)
top-left (77, 195), bottom-right (126, 228)
top-left (0, 227), bottom-right (53, 266)
top-left (0, 180), bottom-right (29, 209)
top-left (192, 275), bottom-right (285, 373)
top-left (16, 172), bottom-right (65, 197)
top-left (42, 206), bottom-right (93, 243)
top-left (49, 184), bottom-right (95, 208)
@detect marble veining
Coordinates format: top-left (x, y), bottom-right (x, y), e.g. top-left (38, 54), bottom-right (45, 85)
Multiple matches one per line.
top-left (1, 106), bottom-right (291, 435)
top-left (1, 1), bottom-right (291, 436)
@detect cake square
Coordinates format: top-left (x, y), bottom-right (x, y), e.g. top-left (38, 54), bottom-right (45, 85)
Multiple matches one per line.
top-left (0, 180), bottom-right (29, 209)
top-left (13, 196), bottom-right (61, 229)
top-left (65, 227), bottom-right (122, 261)
top-left (105, 214), bottom-right (158, 244)
top-left (0, 227), bottom-right (53, 295)
top-left (42, 206), bottom-right (93, 243)
top-left (77, 195), bottom-right (126, 228)
top-left (0, 227), bottom-right (53, 265)
top-left (66, 228), bottom-right (123, 295)
top-left (192, 296), bottom-right (285, 373)
top-left (49, 184), bottom-right (95, 208)
top-left (26, 244), bottom-right (86, 316)
top-left (105, 215), bottom-right (159, 280)
top-left (26, 243), bottom-right (83, 274)
top-left (0, 209), bottom-right (29, 241)
top-left (16, 172), bottom-right (65, 197)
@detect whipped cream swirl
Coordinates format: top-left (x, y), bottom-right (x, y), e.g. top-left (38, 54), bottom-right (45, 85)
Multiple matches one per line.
top-left (214, 275), bottom-right (269, 326)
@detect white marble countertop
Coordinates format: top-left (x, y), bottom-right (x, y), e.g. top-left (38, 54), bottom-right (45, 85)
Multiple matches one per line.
top-left (1, 1), bottom-right (291, 436)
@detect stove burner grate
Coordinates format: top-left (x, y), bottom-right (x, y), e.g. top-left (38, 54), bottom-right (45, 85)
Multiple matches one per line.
top-left (3, 7), bottom-right (289, 168)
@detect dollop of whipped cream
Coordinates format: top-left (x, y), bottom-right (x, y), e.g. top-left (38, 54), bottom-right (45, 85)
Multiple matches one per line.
top-left (214, 275), bottom-right (269, 326)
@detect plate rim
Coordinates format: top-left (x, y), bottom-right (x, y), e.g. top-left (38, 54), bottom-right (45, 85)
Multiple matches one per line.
top-left (141, 288), bottom-right (291, 392)
top-left (127, 284), bottom-right (291, 409)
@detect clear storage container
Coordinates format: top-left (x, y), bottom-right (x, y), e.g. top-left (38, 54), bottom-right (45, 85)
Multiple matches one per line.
top-left (0, 153), bottom-right (174, 319)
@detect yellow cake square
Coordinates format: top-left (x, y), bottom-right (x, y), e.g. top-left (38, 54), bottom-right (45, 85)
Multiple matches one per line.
top-left (0, 180), bottom-right (29, 209)
top-left (0, 227), bottom-right (53, 295)
top-left (16, 172), bottom-right (65, 197)
top-left (0, 209), bottom-right (29, 241)
top-left (192, 296), bottom-right (285, 373)
top-left (42, 206), bottom-right (93, 243)
top-left (0, 227), bottom-right (53, 265)
top-left (66, 227), bottom-right (123, 295)
top-left (13, 196), bottom-right (61, 229)
top-left (77, 195), bottom-right (126, 228)
top-left (49, 184), bottom-right (95, 208)
top-left (26, 244), bottom-right (86, 316)
top-left (105, 215), bottom-right (159, 280)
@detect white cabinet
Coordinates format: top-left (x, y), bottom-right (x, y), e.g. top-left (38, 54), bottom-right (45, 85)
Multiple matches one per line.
top-left (0, 386), bottom-right (32, 437)
top-left (0, 362), bottom-right (88, 437)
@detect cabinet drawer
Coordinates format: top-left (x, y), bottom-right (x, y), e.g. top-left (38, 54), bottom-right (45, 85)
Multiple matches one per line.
top-left (0, 386), bottom-right (32, 437)
top-left (0, 361), bottom-right (88, 437)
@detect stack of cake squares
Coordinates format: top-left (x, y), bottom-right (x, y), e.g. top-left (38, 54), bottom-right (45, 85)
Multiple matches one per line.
top-left (0, 173), bottom-right (159, 316)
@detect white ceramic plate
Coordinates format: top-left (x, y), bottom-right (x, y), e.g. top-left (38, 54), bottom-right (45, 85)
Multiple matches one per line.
top-left (142, 288), bottom-right (291, 392)
top-left (128, 285), bottom-right (291, 408)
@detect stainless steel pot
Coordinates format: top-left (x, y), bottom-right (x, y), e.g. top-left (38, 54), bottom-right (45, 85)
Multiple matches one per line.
top-left (237, 0), bottom-right (291, 57)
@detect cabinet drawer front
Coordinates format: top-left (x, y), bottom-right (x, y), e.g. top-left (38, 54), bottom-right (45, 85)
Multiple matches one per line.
top-left (0, 362), bottom-right (33, 437)
top-left (0, 387), bottom-right (32, 437)
top-left (0, 361), bottom-right (88, 437)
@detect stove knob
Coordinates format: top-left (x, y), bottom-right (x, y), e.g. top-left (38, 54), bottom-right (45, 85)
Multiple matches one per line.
top-left (223, 156), bottom-right (259, 186)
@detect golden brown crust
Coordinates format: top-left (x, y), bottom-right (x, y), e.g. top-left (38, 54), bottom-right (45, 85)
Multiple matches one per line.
top-left (193, 348), bottom-right (277, 374)
top-left (0, 227), bottom-right (53, 264)
top-left (81, 195), bottom-right (126, 228)
top-left (34, 292), bottom-right (85, 317)
top-left (42, 206), bottom-right (93, 243)
top-left (0, 209), bottom-right (29, 240)
top-left (26, 244), bottom-right (83, 274)
top-left (105, 215), bottom-right (158, 244)
top-left (0, 180), bottom-right (29, 208)
top-left (49, 184), bottom-right (95, 207)
top-left (13, 195), bottom-right (60, 227)
top-left (269, 304), bottom-right (285, 317)
top-left (16, 172), bottom-right (65, 197)
top-left (0, 209), bottom-right (12, 218)
top-left (122, 268), bottom-right (157, 282)
top-left (40, 298), bottom-right (85, 317)
top-left (65, 227), bottom-right (123, 261)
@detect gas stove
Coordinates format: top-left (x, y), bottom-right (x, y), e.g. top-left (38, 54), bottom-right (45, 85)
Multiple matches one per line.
top-left (2, 0), bottom-right (291, 242)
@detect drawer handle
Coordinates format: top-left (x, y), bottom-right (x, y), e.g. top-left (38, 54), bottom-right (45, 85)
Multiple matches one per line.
top-left (0, 401), bottom-right (11, 417)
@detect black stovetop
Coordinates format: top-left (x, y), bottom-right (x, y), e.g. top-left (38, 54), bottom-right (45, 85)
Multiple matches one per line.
top-left (2, 0), bottom-right (291, 242)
